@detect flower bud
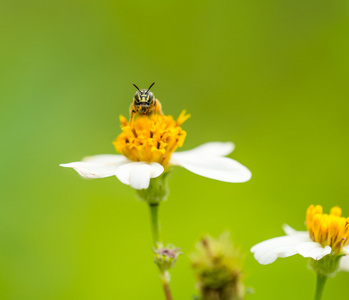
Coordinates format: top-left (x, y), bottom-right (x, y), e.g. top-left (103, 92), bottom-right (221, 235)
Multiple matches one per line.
top-left (153, 243), bottom-right (182, 272)
top-left (190, 232), bottom-right (245, 300)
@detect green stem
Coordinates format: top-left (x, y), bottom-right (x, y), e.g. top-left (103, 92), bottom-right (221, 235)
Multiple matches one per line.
top-left (149, 204), bottom-right (161, 246)
top-left (161, 272), bottom-right (173, 300)
top-left (148, 204), bottom-right (174, 300)
top-left (314, 273), bottom-right (327, 300)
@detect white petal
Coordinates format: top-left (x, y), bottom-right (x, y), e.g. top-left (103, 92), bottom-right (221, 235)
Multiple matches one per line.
top-left (60, 155), bottom-right (128, 178)
top-left (172, 142), bottom-right (235, 159)
top-left (339, 255), bottom-right (349, 272)
top-left (115, 162), bottom-right (164, 190)
top-left (251, 235), bottom-right (310, 265)
top-left (282, 224), bottom-right (309, 237)
top-left (82, 154), bottom-right (128, 164)
top-left (170, 155), bottom-right (251, 183)
top-left (294, 242), bottom-right (331, 260)
top-left (341, 245), bottom-right (349, 255)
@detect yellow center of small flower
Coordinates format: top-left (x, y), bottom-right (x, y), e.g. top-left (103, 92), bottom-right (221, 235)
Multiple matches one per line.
top-left (113, 111), bottom-right (190, 168)
top-left (306, 205), bottom-right (349, 253)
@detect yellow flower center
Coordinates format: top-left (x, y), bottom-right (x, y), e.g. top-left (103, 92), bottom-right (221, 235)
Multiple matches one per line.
top-left (306, 205), bottom-right (349, 253)
top-left (113, 111), bottom-right (190, 169)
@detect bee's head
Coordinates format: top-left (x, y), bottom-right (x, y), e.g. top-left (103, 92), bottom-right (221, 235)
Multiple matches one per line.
top-left (133, 82), bottom-right (155, 107)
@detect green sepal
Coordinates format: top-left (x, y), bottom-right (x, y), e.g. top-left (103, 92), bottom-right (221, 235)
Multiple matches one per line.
top-left (309, 254), bottom-right (343, 277)
top-left (136, 171), bottom-right (170, 204)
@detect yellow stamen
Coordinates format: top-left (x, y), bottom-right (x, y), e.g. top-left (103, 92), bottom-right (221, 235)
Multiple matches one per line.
top-left (306, 205), bottom-right (349, 254)
top-left (113, 111), bottom-right (190, 169)
top-left (330, 206), bottom-right (342, 217)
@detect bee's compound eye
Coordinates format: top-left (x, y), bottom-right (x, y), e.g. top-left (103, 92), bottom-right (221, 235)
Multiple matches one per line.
top-left (148, 92), bottom-right (154, 103)
top-left (134, 92), bottom-right (141, 103)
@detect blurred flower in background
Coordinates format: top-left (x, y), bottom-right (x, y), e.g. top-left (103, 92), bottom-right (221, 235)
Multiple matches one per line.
top-left (190, 232), bottom-right (245, 300)
top-left (251, 205), bottom-right (349, 273)
top-left (251, 205), bottom-right (349, 300)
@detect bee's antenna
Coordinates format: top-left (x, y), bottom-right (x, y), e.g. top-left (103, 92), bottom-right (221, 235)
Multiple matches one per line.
top-left (146, 82), bottom-right (155, 94)
top-left (133, 83), bottom-right (141, 92)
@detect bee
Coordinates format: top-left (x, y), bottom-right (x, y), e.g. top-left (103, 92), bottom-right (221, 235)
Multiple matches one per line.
top-left (130, 82), bottom-right (163, 125)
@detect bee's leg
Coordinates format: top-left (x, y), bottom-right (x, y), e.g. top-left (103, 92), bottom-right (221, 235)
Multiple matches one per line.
top-left (129, 110), bottom-right (137, 137)
top-left (129, 110), bottom-right (135, 126)
top-left (155, 99), bottom-right (163, 115)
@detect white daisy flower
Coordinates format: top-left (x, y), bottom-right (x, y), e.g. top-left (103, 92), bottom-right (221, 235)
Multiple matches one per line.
top-left (60, 111), bottom-right (251, 190)
top-left (251, 205), bottom-right (349, 272)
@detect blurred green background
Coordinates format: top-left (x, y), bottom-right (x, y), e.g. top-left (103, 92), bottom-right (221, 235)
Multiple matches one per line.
top-left (1, 1), bottom-right (349, 299)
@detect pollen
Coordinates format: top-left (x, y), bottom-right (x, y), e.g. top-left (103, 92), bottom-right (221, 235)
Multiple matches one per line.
top-left (306, 204), bottom-right (349, 254)
top-left (113, 111), bottom-right (190, 168)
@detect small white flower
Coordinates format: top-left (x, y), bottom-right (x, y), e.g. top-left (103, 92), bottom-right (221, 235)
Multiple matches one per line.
top-left (60, 142), bottom-right (251, 190)
top-left (251, 224), bottom-right (333, 265)
top-left (251, 205), bottom-right (349, 272)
